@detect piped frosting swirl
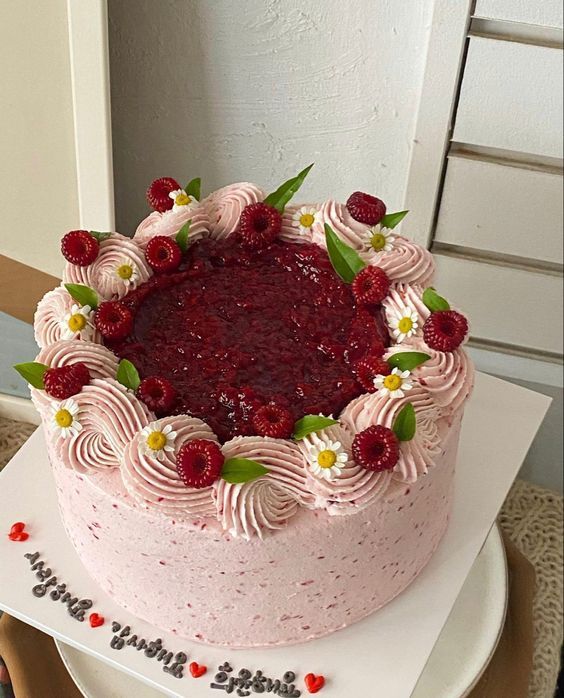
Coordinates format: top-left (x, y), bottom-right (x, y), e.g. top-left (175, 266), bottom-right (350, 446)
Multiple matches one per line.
top-left (133, 204), bottom-right (209, 249)
top-left (203, 183), bottom-right (265, 239)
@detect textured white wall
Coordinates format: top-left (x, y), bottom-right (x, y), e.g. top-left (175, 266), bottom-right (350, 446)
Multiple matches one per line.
top-left (108, 0), bottom-right (433, 233)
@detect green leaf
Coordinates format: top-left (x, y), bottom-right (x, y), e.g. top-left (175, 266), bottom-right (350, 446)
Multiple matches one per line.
top-left (175, 220), bottom-right (192, 253)
top-left (13, 362), bottom-right (49, 389)
top-left (422, 287), bottom-right (450, 312)
top-left (116, 359), bottom-right (141, 391)
top-left (392, 403), bottom-right (417, 442)
top-left (64, 283), bottom-right (99, 310)
top-left (221, 457), bottom-right (269, 484)
top-left (185, 177), bottom-right (201, 201)
top-left (263, 163), bottom-right (314, 213)
top-left (293, 415), bottom-right (339, 441)
top-left (324, 224), bottom-right (366, 283)
top-left (387, 351), bottom-right (431, 372)
top-left (89, 231), bottom-right (112, 243)
top-left (380, 210), bottom-right (409, 230)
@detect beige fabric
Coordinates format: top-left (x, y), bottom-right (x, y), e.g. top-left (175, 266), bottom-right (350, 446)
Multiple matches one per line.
top-left (0, 418), bottom-right (562, 696)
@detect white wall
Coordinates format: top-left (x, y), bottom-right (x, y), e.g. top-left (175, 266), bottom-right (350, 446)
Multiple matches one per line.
top-left (108, 0), bottom-right (434, 233)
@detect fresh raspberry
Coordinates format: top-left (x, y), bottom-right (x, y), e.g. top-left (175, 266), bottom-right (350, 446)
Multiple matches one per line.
top-left (146, 177), bottom-right (181, 213)
top-left (346, 192), bottom-right (387, 226)
top-left (252, 403), bottom-right (294, 439)
top-left (145, 235), bottom-right (182, 273)
top-left (354, 357), bottom-right (391, 392)
top-left (352, 266), bottom-right (390, 306)
top-left (238, 202), bottom-right (282, 250)
top-left (137, 377), bottom-right (176, 414)
top-left (176, 439), bottom-right (224, 489)
top-left (352, 425), bottom-right (399, 472)
top-left (44, 362), bottom-right (91, 399)
top-left (423, 310), bottom-right (468, 352)
top-left (61, 230), bottom-right (99, 266)
top-left (94, 301), bottom-right (133, 340)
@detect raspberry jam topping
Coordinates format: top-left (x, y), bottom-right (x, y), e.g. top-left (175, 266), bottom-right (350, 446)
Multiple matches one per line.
top-left (108, 237), bottom-right (388, 441)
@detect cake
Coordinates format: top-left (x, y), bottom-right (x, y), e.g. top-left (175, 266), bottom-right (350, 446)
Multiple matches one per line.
top-left (17, 167), bottom-right (474, 648)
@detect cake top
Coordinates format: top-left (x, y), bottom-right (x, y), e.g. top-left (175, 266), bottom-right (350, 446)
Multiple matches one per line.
top-left (17, 166), bottom-right (474, 540)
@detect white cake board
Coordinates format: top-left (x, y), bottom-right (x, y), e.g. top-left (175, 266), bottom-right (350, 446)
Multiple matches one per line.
top-left (0, 373), bottom-right (551, 698)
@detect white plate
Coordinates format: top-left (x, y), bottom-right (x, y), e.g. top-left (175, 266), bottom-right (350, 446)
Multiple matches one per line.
top-left (56, 525), bottom-right (506, 698)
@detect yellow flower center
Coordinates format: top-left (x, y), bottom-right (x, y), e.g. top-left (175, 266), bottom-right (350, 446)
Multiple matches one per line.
top-left (383, 374), bottom-right (403, 391)
top-left (55, 409), bottom-right (73, 428)
top-left (116, 263), bottom-right (133, 280)
top-left (68, 313), bottom-right (87, 333)
top-left (299, 213), bottom-right (315, 228)
top-left (398, 317), bottom-right (413, 334)
top-left (175, 192), bottom-right (190, 207)
top-left (317, 449), bottom-right (337, 469)
top-left (370, 232), bottom-right (387, 251)
top-left (146, 431), bottom-right (167, 451)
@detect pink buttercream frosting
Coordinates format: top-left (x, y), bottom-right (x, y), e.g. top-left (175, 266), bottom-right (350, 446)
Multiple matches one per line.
top-left (202, 182), bottom-right (265, 239)
top-left (63, 233), bottom-right (152, 299)
top-left (34, 286), bottom-right (100, 348)
top-left (121, 415), bottom-right (217, 517)
top-left (279, 204), bottom-right (322, 244)
top-left (133, 203), bottom-right (209, 249)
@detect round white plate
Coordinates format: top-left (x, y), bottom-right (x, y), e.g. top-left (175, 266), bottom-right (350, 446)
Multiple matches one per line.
top-left (57, 525), bottom-right (507, 698)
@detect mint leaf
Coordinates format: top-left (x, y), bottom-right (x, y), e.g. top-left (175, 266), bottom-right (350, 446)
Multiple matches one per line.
top-left (387, 352), bottom-right (431, 372)
top-left (393, 403), bottom-right (416, 442)
top-left (116, 359), bottom-right (141, 391)
top-left (381, 210), bottom-right (409, 230)
top-left (221, 457), bottom-right (269, 484)
top-left (14, 362), bottom-right (49, 389)
top-left (64, 283), bottom-right (99, 310)
top-left (89, 231), bottom-right (112, 242)
top-left (185, 177), bottom-right (201, 201)
top-left (422, 287), bottom-right (450, 312)
top-left (293, 415), bottom-right (339, 441)
top-left (324, 224), bottom-right (366, 283)
top-left (263, 163), bottom-right (314, 213)
top-left (175, 220), bottom-right (192, 253)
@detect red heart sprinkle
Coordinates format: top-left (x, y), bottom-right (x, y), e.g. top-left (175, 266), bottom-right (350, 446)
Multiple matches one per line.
top-left (305, 673), bottom-right (325, 693)
top-left (189, 662), bottom-right (207, 678)
top-left (89, 613), bottom-right (105, 628)
top-left (10, 522), bottom-right (26, 535)
top-left (8, 531), bottom-right (29, 542)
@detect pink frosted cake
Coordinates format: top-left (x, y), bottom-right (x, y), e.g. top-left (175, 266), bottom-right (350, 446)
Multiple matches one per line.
top-left (18, 167), bottom-right (474, 648)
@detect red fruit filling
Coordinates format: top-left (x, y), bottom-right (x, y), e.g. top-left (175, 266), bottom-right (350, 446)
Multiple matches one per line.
top-left (352, 266), bottom-right (390, 306)
top-left (145, 235), bottom-right (182, 273)
top-left (346, 192), bottom-right (387, 226)
top-left (106, 238), bottom-right (390, 442)
top-left (352, 424), bottom-right (400, 471)
top-left (44, 362), bottom-right (91, 399)
top-left (146, 177), bottom-right (181, 213)
top-left (176, 439), bottom-right (224, 488)
top-left (423, 310), bottom-right (468, 352)
top-left (137, 376), bottom-right (176, 414)
top-left (94, 301), bottom-right (134, 341)
top-left (61, 230), bottom-right (99, 266)
top-left (238, 202), bottom-right (282, 250)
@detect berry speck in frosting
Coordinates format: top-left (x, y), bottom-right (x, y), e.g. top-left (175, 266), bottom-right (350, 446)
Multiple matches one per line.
top-left (44, 362), bottom-right (91, 399)
top-left (423, 310), bottom-right (468, 352)
top-left (137, 376), bottom-right (176, 414)
top-left (354, 357), bottom-right (391, 392)
top-left (94, 300), bottom-right (133, 340)
top-left (145, 235), bottom-right (182, 273)
top-left (146, 177), bottom-right (181, 212)
top-left (238, 202), bottom-right (282, 250)
top-left (61, 230), bottom-right (99, 266)
top-left (346, 192), bottom-right (387, 226)
top-left (352, 266), bottom-right (390, 306)
top-left (252, 403), bottom-right (294, 439)
top-left (352, 424), bottom-right (399, 472)
top-left (176, 439), bottom-right (224, 489)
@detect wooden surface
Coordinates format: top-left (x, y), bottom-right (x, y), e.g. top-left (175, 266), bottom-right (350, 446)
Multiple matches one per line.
top-left (0, 255), bottom-right (60, 325)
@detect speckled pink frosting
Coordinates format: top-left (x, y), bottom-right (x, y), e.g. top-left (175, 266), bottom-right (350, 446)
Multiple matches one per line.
top-left (34, 179), bottom-right (474, 647)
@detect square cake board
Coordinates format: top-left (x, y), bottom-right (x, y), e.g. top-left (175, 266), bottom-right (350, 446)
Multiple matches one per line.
top-left (0, 372), bottom-right (551, 698)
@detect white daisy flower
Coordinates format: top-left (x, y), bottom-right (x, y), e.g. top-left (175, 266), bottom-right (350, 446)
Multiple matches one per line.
top-left (60, 304), bottom-right (94, 340)
top-left (390, 305), bottom-right (419, 343)
top-left (52, 399), bottom-right (82, 438)
top-left (374, 368), bottom-right (413, 399)
top-left (291, 206), bottom-right (321, 234)
top-left (367, 225), bottom-right (395, 253)
top-left (140, 423), bottom-right (177, 461)
top-left (169, 189), bottom-right (195, 212)
top-left (303, 432), bottom-right (348, 481)
top-left (114, 258), bottom-right (139, 286)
